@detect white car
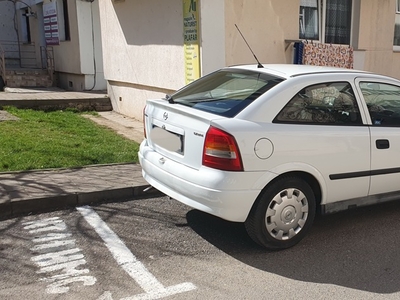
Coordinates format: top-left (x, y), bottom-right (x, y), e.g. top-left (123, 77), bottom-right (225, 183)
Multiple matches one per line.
top-left (139, 64), bottom-right (400, 250)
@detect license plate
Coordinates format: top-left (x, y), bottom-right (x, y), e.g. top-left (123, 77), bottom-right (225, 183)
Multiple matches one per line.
top-left (151, 125), bottom-right (184, 154)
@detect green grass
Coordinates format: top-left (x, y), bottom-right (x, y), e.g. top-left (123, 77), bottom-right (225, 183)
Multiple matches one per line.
top-left (0, 107), bottom-right (139, 172)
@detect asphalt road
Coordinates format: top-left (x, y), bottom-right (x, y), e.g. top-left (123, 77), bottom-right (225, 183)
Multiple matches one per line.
top-left (1, 195), bottom-right (400, 300)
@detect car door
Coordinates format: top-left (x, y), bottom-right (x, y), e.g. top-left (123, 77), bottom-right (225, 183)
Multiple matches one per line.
top-left (355, 78), bottom-right (400, 196)
top-left (272, 80), bottom-right (371, 205)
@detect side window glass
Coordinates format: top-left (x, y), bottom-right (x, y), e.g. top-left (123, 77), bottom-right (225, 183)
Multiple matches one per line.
top-left (274, 82), bottom-right (362, 125)
top-left (360, 82), bottom-right (400, 126)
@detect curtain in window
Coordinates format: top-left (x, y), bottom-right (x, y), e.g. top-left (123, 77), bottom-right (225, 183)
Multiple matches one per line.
top-left (325, 0), bottom-right (352, 44)
top-left (300, 7), bottom-right (319, 39)
top-left (299, 0), bottom-right (319, 40)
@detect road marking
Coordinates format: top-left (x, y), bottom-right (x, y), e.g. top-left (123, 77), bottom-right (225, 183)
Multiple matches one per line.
top-left (77, 205), bottom-right (197, 300)
top-left (23, 217), bottom-right (97, 294)
top-left (31, 239), bottom-right (76, 251)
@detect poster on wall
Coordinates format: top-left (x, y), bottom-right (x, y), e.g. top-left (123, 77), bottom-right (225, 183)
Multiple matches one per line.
top-left (183, 0), bottom-right (200, 84)
top-left (43, 2), bottom-right (59, 46)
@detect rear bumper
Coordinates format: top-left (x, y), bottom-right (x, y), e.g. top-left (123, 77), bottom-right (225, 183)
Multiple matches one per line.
top-left (139, 141), bottom-right (265, 222)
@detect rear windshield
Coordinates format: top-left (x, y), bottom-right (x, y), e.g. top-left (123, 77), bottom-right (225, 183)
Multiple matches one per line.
top-left (171, 69), bottom-right (284, 117)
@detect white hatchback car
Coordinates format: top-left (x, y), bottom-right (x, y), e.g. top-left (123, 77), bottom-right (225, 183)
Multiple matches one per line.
top-left (139, 64), bottom-right (400, 250)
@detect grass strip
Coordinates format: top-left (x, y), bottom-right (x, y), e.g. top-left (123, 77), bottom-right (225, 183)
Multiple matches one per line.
top-left (0, 107), bottom-right (139, 172)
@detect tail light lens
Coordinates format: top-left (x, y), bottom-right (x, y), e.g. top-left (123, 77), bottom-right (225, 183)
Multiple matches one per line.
top-left (202, 126), bottom-right (243, 171)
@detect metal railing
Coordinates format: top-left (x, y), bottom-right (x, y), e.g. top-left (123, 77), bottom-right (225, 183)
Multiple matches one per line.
top-left (0, 41), bottom-right (38, 69)
top-left (0, 41), bottom-right (55, 86)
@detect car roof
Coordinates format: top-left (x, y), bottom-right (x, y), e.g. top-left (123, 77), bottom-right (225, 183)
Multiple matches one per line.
top-left (229, 64), bottom-right (370, 79)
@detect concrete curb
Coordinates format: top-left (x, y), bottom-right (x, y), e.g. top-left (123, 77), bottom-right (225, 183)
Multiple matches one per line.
top-left (0, 98), bottom-right (112, 112)
top-left (0, 185), bottom-right (164, 220)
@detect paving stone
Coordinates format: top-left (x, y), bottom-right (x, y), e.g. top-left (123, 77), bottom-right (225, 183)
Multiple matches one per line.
top-left (0, 110), bottom-right (19, 121)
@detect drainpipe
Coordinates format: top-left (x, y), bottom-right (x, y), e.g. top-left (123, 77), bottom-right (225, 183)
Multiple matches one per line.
top-left (85, 0), bottom-right (97, 91)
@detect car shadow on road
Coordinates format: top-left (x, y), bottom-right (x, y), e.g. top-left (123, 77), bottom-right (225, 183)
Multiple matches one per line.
top-left (186, 200), bottom-right (400, 294)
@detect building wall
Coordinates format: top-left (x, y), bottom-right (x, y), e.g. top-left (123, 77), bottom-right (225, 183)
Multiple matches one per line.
top-left (99, 0), bottom-right (301, 120)
top-left (200, 0), bottom-right (226, 75)
top-left (224, 0), bottom-right (299, 66)
top-left (357, 0), bottom-right (400, 78)
top-left (0, 1), bottom-right (19, 71)
top-left (1, 0), bottom-right (46, 69)
top-left (0, 2), bottom-right (18, 43)
top-left (99, 0), bottom-right (400, 121)
top-left (99, 0), bottom-right (185, 120)
top-left (77, 0), bottom-right (105, 90)
top-left (50, 0), bottom-right (106, 91)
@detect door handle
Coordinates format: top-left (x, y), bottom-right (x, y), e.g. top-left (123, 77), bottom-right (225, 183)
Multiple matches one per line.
top-left (376, 139), bottom-right (390, 149)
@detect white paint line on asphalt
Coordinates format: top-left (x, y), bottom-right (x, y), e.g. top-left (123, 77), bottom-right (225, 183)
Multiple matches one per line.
top-left (23, 217), bottom-right (97, 294)
top-left (77, 206), bottom-right (197, 299)
top-left (31, 248), bottom-right (84, 267)
top-left (32, 233), bottom-right (73, 243)
top-left (31, 239), bottom-right (76, 251)
top-left (122, 282), bottom-right (198, 300)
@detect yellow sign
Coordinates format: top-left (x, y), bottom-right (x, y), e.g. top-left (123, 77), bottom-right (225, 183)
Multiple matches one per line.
top-left (183, 0), bottom-right (200, 84)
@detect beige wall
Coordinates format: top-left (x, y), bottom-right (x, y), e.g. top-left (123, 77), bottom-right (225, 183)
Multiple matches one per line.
top-left (357, 0), bottom-right (400, 79)
top-left (224, 0), bottom-right (299, 66)
top-left (200, 0), bottom-right (226, 75)
top-left (99, 0), bottom-right (400, 121)
top-left (100, 0), bottom-right (300, 120)
top-left (52, 0), bottom-right (81, 74)
top-left (99, 0), bottom-right (185, 120)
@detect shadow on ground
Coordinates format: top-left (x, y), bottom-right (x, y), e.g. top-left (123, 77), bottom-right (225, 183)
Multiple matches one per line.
top-left (186, 200), bottom-right (400, 294)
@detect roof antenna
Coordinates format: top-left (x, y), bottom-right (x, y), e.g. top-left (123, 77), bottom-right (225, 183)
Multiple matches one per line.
top-left (235, 24), bottom-right (264, 68)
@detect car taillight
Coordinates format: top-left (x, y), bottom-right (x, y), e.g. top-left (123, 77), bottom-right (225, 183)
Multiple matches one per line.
top-left (143, 106), bottom-right (147, 138)
top-left (202, 126), bottom-right (243, 171)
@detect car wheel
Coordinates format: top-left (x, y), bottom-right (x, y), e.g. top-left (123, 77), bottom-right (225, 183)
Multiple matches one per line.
top-left (245, 176), bottom-right (316, 250)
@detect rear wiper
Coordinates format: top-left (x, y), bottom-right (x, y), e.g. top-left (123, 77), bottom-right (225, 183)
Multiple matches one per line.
top-left (164, 94), bottom-right (175, 104)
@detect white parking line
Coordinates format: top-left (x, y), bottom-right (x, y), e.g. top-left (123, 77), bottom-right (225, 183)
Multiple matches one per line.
top-left (77, 206), bottom-right (197, 300)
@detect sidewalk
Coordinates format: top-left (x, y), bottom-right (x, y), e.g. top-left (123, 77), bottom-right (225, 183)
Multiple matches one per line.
top-left (0, 88), bottom-right (161, 220)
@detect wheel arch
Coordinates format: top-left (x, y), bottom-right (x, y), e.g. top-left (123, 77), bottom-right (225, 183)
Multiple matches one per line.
top-left (252, 170), bottom-right (323, 216)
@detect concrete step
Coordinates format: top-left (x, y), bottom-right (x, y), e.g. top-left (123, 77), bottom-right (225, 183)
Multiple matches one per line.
top-left (0, 88), bottom-right (112, 112)
top-left (4, 68), bottom-right (53, 88)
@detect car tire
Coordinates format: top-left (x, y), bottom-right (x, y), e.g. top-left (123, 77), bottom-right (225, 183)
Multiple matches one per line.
top-left (245, 176), bottom-right (316, 250)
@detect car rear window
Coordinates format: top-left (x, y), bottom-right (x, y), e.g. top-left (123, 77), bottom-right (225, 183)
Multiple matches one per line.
top-left (171, 69), bottom-right (284, 117)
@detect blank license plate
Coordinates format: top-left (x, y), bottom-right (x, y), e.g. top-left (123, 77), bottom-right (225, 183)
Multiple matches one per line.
top-left (151, 126), bottom-right (184, 154)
